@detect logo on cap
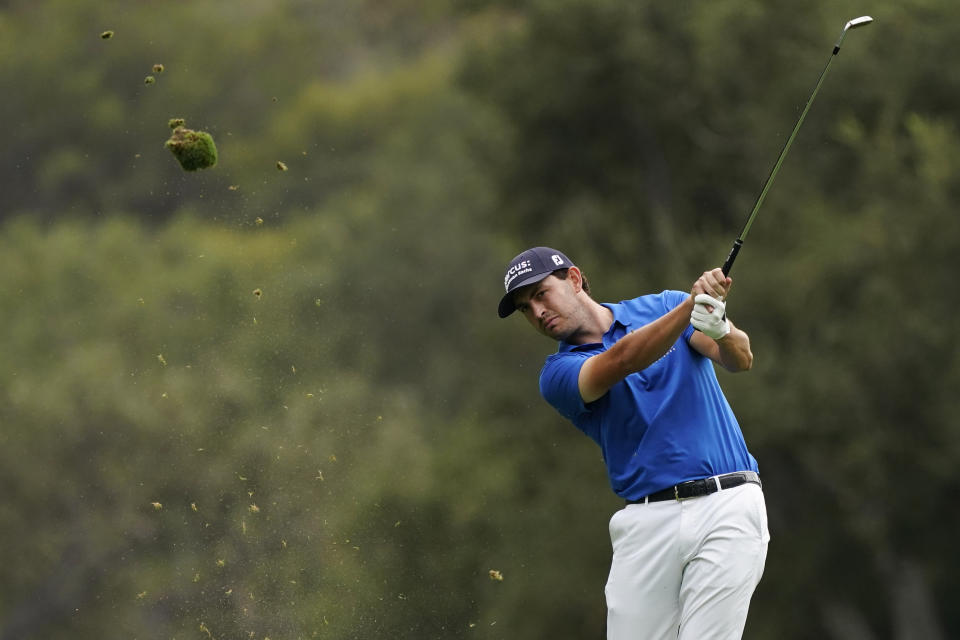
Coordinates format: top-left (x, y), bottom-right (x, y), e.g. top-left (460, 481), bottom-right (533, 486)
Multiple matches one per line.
top-left (504, 259), bottom-right (533, 291)
top-left (551, 255), bottom-right (564, 266)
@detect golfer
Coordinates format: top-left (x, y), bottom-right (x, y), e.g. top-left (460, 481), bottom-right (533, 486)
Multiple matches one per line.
top-left (498, 247), bottom-right (769, 640)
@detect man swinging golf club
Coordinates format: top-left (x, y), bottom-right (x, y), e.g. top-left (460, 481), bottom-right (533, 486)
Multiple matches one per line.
top-left (498, 247), bottom-right (769, 639)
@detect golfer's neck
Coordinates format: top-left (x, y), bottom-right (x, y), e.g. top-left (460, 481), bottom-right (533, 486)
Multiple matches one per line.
top-left (567, 300), bottom-right (614, 345)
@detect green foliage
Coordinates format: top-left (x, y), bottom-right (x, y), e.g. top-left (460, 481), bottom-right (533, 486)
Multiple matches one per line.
top-left (2, 0), bottom-right (960, 638)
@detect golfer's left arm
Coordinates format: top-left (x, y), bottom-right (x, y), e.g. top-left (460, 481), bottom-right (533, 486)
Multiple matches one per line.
top-left (686, 272), bottom-right (753, 372)
top-left (690, 321), bottom-right (753, 372)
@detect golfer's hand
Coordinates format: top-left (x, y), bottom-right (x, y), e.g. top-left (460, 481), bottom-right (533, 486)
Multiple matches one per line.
top-left (691, 294), bottom-right (731, 340)
top-left (691, 268), bottom-right (731, 301)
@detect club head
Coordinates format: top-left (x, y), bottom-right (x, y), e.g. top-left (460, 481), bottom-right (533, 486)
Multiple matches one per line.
top-left (844, 16), bottom-right (874, 31)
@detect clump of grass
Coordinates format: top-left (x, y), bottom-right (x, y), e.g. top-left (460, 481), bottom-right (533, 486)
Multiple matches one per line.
top-left (144, 75), bottom-right (156, 85)
top-left (165, 120), bottom-right (218, 171)
top-left (101, 30), bottom-right (114, 39)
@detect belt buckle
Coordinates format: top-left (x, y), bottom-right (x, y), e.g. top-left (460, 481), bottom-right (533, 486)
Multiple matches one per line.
top-left (674, 484), bottom-right (691, 502)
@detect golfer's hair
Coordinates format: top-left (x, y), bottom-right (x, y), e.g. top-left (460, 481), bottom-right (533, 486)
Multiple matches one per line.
top-left (552, 268), bottom-right (590, 295)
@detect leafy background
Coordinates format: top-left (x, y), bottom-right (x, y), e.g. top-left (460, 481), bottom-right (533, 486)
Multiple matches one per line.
top-left (1, 1), bottom-right (958, 638)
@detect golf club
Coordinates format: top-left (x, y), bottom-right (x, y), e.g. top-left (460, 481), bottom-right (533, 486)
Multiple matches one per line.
top-left (721, 15), bottom-right (874, 276)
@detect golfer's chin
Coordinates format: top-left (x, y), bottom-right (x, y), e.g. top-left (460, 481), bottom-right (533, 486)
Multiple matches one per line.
top-left (542, 321), bottom-right (570, 341)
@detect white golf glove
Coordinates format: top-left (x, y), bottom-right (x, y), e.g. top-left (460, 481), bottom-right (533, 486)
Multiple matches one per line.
top-left (691, 294), bottom-right (730, 340)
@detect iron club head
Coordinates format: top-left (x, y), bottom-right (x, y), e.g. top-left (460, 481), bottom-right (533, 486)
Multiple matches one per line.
top-left (844, 16), bottom-right (874, 31)
top-left (834, 16), bottom-right (873, 54)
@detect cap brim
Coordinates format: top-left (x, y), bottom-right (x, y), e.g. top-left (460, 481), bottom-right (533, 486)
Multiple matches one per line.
top-left (497, 272), bottom-right (552, 318)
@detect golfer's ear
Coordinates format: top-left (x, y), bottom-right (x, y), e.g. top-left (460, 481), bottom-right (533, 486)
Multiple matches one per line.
top-left (567, 266), bottom-right (585, 293)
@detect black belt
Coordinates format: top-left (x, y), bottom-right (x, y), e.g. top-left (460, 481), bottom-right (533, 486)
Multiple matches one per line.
top-left (625, 471), bottom-right (761, 505)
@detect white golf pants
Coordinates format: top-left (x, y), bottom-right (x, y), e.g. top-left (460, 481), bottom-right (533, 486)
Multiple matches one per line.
top-left (605, 482), bottom-right (769, 640)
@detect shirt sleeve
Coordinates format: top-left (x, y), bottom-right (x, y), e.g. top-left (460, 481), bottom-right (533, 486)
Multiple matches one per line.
top-left (539, 351), bottom-right (593, 421)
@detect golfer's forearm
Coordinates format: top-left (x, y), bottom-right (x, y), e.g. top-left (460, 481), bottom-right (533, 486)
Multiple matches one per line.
top-left (611, 298), bottom-right (695, 373)
top-left (579, 297), bottom-right (696, 403)
top-left (715, 324), bottom-right (753, 372)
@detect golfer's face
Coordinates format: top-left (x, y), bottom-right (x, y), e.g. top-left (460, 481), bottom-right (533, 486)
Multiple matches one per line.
top-left (513, 275), bottom-right (578, 340)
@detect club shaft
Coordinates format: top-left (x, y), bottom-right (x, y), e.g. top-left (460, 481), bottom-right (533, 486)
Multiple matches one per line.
top-left (722, 54), bottom-right (837, 276)
top-left (721, 17), bottom-right (871, 276)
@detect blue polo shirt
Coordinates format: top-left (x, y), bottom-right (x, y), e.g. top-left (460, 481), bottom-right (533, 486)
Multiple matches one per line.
top-left (539, 290), bottom-right (758, 500)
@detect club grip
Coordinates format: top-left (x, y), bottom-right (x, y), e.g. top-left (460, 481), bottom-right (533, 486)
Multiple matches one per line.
top-left (721, 239), bottom-right (743, 276)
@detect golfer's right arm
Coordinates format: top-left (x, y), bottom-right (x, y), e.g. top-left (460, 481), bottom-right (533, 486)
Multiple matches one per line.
top-left (578, 297), bottom-right (695, 403)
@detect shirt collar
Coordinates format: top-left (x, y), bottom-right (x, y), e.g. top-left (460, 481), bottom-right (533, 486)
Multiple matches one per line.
top-left (605, 302), bottom-right (633, 328)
